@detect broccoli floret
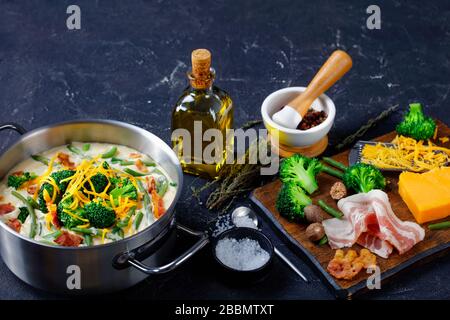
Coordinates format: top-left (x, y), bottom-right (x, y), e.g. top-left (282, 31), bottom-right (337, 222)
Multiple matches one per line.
top-left (110, 178), bottom-right (137, 203)
top-left (276, 182), bottom-right (312, 220)
top-left (17, 207), bottom-right (29, 223)
top-left (57, 196), bottom-right (87, 228)
top-left (342, 163), bottom-right (386, 193)
top-left (84, 173), bottom-right (109, 193)
top-left (37, 170), bottom-right (75, 213)
top-left (102, 161), bottom-right (110, 170)
top-left (84, 201), bottom-right (116, 228)
top-left (7, 172), bottom-right (37, 190)
top-left (396, 103), bottom-right (436, 140)
top-left (50, 170), bottom-right (75, 194)
top-left (279, 154), bottom-right (322, 194)
top-left (38, 183), bottom-right (57, 213)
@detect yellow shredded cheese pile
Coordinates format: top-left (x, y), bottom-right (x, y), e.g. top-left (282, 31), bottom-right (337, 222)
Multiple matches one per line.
top-left (361, 135), bottom-right (450, 172)
top-left (37, 154), bottom-right (140, 231)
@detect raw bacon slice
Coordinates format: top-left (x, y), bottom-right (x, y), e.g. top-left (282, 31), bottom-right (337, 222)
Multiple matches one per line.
top-left (357, 233), bottom-right (393, 259)
top-left (322, 190), bottom-right (424, 258)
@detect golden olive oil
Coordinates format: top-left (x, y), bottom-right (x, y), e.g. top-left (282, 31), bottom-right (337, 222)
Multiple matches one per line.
top-left (171, 49), bottom-right (234, 179)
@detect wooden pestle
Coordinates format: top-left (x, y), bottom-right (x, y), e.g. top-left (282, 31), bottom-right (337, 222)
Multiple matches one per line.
top-left (272, 50), bottom-right (352, 129)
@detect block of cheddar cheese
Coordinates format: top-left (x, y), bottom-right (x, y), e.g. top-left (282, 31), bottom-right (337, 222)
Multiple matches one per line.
top-left (399, 167), bottom-right (450, 224)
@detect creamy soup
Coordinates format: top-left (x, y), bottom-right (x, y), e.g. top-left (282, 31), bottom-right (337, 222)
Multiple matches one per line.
top-left (0, 142), bottom-right (177, 247)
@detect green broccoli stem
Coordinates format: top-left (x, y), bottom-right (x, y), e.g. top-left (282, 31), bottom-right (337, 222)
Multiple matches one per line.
top-left (428, 221), bottom-right (450, 230)
top-left (101, 146), bottom-right (118, 159)
top-left (322, 157), bottom-right (348, 171)
top-left (12, 191), bottom-right (37, 238)
top-left (318, 200), bottom-right (343, 219)
top-left (321, 165), bottom-right (344, 179)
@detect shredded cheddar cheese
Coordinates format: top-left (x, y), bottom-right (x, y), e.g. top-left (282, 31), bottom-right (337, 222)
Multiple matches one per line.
top-left (361, 135), bottom-right (450, 172)
top-left (439, 136), bottom-right (449, 143)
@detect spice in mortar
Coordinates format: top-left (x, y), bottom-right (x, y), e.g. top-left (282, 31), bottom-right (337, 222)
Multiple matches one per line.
top-left (298, 109), bottom-right (327, 130)
top-left (215, 237), bottom-right (270, 271)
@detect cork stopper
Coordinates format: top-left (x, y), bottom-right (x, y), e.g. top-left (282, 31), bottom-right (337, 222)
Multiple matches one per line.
top-left (190, 49), bottom-right (213, 89)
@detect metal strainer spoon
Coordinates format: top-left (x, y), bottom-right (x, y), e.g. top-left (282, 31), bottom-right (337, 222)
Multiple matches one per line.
top-left (231, 207), bottom-right (308, 282)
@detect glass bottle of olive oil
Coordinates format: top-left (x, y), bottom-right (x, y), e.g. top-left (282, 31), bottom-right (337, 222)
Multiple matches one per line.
top-left (171, 49), bottom-right (233, 179)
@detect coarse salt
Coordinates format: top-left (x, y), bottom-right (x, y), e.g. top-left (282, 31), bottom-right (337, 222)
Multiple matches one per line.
top-left (215, 237), bottom-right (270, 271)
top-left (233, 215), bottom-right (257, 229)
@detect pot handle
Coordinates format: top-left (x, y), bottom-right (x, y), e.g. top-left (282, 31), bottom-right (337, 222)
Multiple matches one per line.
top-left (127, 224), bottom-right (209, 275)
top-left (0, 123), bottom-right (27, 135)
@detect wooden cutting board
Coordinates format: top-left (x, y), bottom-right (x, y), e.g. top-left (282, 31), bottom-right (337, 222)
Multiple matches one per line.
top-left (250, 120), bottom-right (450, 298)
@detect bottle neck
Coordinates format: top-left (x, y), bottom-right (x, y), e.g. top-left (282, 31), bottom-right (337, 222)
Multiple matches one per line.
top-left (188, 68), bottom-right (215, 91)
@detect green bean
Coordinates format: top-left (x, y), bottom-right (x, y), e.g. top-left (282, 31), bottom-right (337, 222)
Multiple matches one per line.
top-left (137, 181), bottom-right (151, 216)
top-left (101, 146), bottom-right (117, 159)
top-left (322, 157), bottom-right (348, 171)
top-left (156, 175), bottom-right (168, 197)
top-left (71, 227), bottom-right (120, 241)
top-left (116, 207), bottom-right (136, 228)
top-left (134, 212), bottom-right (144, 229)
top-left (67, 144), bottom-right (83, 155)
top-left (12, 191), bottom-right (37, 238)
top-left (142, 160), bottom-right (155, 167)
top-left (112, 227), bottom-right (125, 238)
top-left (318, 200), bottom-right (343, 219)
top-left (82, 143), bottom-right (91, 152)
top-left (169, 182), bottom-right (177, 187)
top-left (71, 227), bottom-right (100, 236)
top-left (31, 154), bottom-right (49, 166)
top-left (428, 221), bottom-right (450, 230)
top-left (318, 235), bottom-right (328, 245)
top-left (27, 196), bottom-right (39, 210)
top-left (111, 157), bottom-right (134, 166)
top-left (123, 168), bottom-right (149, 177)
top-left (42, 230), bottom-right (62, 240)
top-left (39, 240), bottom-right (57, 246)
top-left (84, 234), bottom-right (93, 246)
top-left (321, 164), bottom-right (344, 179)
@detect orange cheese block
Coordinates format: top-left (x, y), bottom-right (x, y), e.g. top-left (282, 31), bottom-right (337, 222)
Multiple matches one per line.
top-left (399, 167), bottom-right (450, 224)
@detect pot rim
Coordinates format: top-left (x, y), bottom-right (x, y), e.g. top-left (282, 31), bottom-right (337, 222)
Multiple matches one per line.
top-left (0, 119), bottom-right (183, 251)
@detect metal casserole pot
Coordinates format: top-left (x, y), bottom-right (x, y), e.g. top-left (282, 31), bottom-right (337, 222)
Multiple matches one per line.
top-left (0, 120), bottom-right (209, 294)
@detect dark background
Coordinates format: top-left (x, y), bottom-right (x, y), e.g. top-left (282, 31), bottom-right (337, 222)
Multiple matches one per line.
top-left (0, 0), bottom-right (449, 299)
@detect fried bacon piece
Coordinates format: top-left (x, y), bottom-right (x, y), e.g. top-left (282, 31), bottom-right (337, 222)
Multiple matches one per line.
top-left (55, 231), bottom-right (83, 247)
top-left (146, 176), bottom-right (156, 193)
top-left (327, 249), bottom-right (377, 280)
top-left (129, 153), bottom-right (142, 159)
top-left (57, 152), bottom-right (75, 169)
top-left (151, 190), bottom-right (165, 219)
top-left (135, 159), bottom-right (148, 173)
top-left (47, 203), bottom-right (60, 229)
top-left (27, 184), bottom-right (38, 195)
top-left (7, 218), bottom-right (21, 232)
top-left (0, 203), bottom-right (15, 215)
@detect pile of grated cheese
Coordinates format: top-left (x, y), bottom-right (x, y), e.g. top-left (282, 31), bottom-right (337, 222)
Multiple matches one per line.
top-left (361, 135), bottom-right (450, 172)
